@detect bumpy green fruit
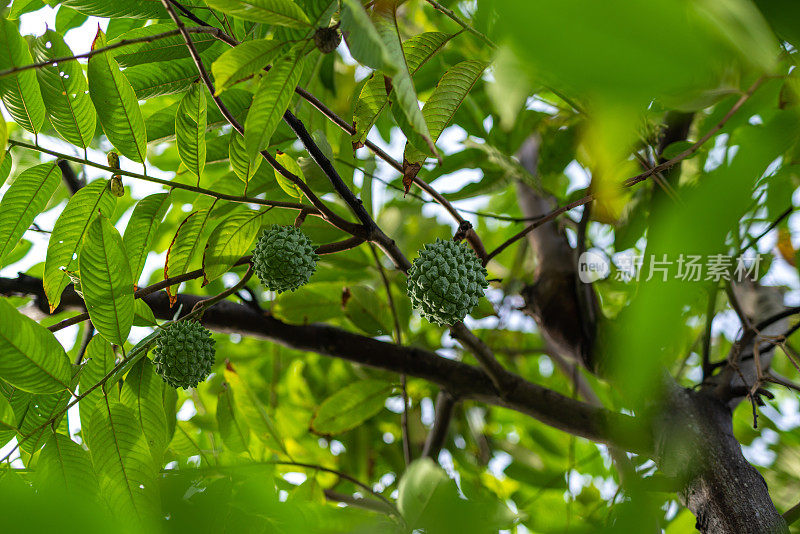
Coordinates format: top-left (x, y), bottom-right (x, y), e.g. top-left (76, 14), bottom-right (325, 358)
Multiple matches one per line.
top-left (407, 239), bottom-right (489, 326)
top-left (152, 320), bottom-right (216, 389)
top-left (252, 225), bottom-right (319, 293)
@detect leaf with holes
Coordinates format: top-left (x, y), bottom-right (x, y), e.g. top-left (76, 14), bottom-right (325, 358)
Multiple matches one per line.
top-left (0, 17), bottom-right (46, 134)
top-left (212, 38), bottom-right (286, 94)
top-left (88, 28), bottom-right (147, 163)
top-left (311, 379), bottom-right (391, 435)
top-left (0, 162), bottom-right (61, 268)
top-left (204, 0), bottom-right (310, 28)
top-left (79, 212), bottom-right (134, 346)
top-left (164, 208), bottom-right (213, 304)
top-left (176, 82), bottom-right (207, 181)
top-left (44, 180), bottom-right (117, 312)
top-left (31, 30), bottom-right (97, 148)
top-left (123, 192), bottom-right (170, 284)
top-left (244, 52), bottom-right (304, 158)
top-left (0, 298), bottom-right (72, 394)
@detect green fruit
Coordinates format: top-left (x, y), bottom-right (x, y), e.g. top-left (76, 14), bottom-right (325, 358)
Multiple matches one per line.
top-left (407, 239), bottom-right (488, 326)
top-left (152, 320), bottom-right (216, 389)
top-left (252, 225), bottom-right (319, 293)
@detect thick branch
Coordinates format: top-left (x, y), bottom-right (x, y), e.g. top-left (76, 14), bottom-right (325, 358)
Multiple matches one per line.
top-left (1, 275), bottom-right (649, 454)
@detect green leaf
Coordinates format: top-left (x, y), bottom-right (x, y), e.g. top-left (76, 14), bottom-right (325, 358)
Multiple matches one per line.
top-left (217, 381), bottom-right (251, 454)
top-left (164, 209), bottom-right (213, 302)
top-left (176, 82), bottom-right (207, 181)
top-left (84, 401), bottom-right (160, 519)
top-left (9, 0), bottom-right (41, 18)
top-left (0, 394), bottom-right (16, 447)
top-left (133, 299), bottom-right (157, 326)
top-left (343, 285), bottom-right (392, 336)
top-left (353, 32), bottom-right (451, 145)
top-left (0, 17), bottom-right (46, 134)
top-left (55, 6), bottom-right (88, 33)
top-left (224, 364), bottom-right (285, 453)
top-left (112, 23), bottom-right (217, 67)
top-left (203, 0), bottom-right (310, 28)
top-left (202, 208), bottom-right (268, 284)
top-left (371, 4), bottom-right (432, 151)
top-left (340, 0), bottom-right (395, 73)
top-left (311, 379), bottom-right (390, 435)
top-left (0, 298), bottom-right (72, 394)
top-left (31, 30), bottom-right (97, 148)
top-left (36, 433), bottom-right (99, 498)
top-left (44, 180), bottom-right (116, 312)
top-left (79, 212), bottom-right (135, 345)
top-left (229, 130), bottom-right (261, 186)
top-left (123, 192), bottom-right (170, 284)
top-left (61, 0), bottom-right (167, 19)
top-left (273, 281), bottom-right (342, 324)
top-left (120, 357), bottom-right (167, 462)
top-left (0, 150), bottom-right (10, 188)
top-left (272, 151), bottom-right (304, 199)
top-left (211, 38), bottom-right (286, 94)
top-left (79, 335), bottom-right (117, 423)
top-left (126, 57), bottom-right (202, 100)
top-left (0, 118), bottom-right (6, 165)
top-left (146, 88), bottom-right (252, 143)
top-left (88, 28), bottom-right (147, 163)
top-left (4, 384), bottom-right (71, 453)
top-left (244, 52), bottom-right (304, 158)
top-left (405, 60), bottom-right (487, 162)
top-left (0, 162), bottom-right (61, 268)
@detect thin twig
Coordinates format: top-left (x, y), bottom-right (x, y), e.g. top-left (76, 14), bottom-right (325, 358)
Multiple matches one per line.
top-left (422, 0), bottom-right (495, 48)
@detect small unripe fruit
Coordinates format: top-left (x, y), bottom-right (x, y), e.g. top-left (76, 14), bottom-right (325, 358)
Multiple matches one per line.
top-left (406, 239), bottom-right (488, 326)
top-left (252, 225), bottom-right (319, 293)
top-left (313, 26), bottom-right (341, 54)
top-left (152, 320), bottom-right (216, 389)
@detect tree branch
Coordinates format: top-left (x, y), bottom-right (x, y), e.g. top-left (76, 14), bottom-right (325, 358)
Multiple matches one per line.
top-left (0, 274), bottom-right (650, 455)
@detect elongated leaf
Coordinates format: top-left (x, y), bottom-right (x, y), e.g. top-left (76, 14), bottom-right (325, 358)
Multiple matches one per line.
top-left (79, 213), bottom-right (134, 345)
top-left (353, 32), bottom-right (452, 145)
top-left (36, 433), bottom-right (99, 498)
top-left (9, 0), bottom-right (41, 18)
top-left (229, 130), bottom-right (261, 186)
top-left (224, 364), bottom-right (285, 453)
top-left (203, 208), bottom-right (268, 283)
top-left (176, 82), bottom-right (207, 181)
top-left (217, 381), bottom-right (251, 454)
top-left (340, 0), bottom-right (395, 72)
top-left (88, 28), bottom-right (147, 163)
top-left (126, 57), bottom-right (201, 100)
top-left (272, 281), bottom-right (342, 323)
top-left (212, 38), bottom-right (286, 94)
top-left (0, 18), bottom-right (46, 134)
top-left (123, 192), bottom-right (170, 283)
top-left (0, 394), bottom-right (15, 447)
top-left (244, 52), bottom-right (304, 158)
top-left (204, 0), bottom-right (310, 28)
top-left (273, 151), bottom-right (304, 199)
top-left (4, 383), bottom-right (71, 453)
top-left (311, 379), bottom-right (391, 435)
top-left (0, 162), bottom-right (61, 267)
top-left (55, 6), bottom-right (88, 33)
top-left (146, 88), bottom-right (252, 143)
top-left (372, 4), bottom-right (432, 151)
top-left (343, 285), bottom-right (392, 336)
top-left (61, 0), bottom-right (167, 19)
top-left (112, 24), bottom-right (217, 67)
top-left (0, 150), bottom-right (11, 188)
top-left (31, 30), bottom-right (97, 148)
top-left (133, 299), bottom-right (156, 326)
top-left (405, 60), bottom-right (487, 163)
top-left (0, 298), bottom-right (72, 394)
top-left (120, 357), bottom-right (167, 462)
top-left (0, 118), bottom-right (6, 165)
top-left (164, 209), bottom-right (212, 303)
top-left (44, 180), bottom-right (116, 311)
top-left (84, 401), bottom-right (160, 519)
top-left (79, 336), bottom-right (117, 425)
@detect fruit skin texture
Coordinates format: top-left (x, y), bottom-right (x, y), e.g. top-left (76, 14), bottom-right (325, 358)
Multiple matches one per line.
top-left (407, 239), bottom-right (489, 326)
top-left (252, 225), bottom-right (319, 293)
top-left (152, 320), bottom-right (216, 389)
